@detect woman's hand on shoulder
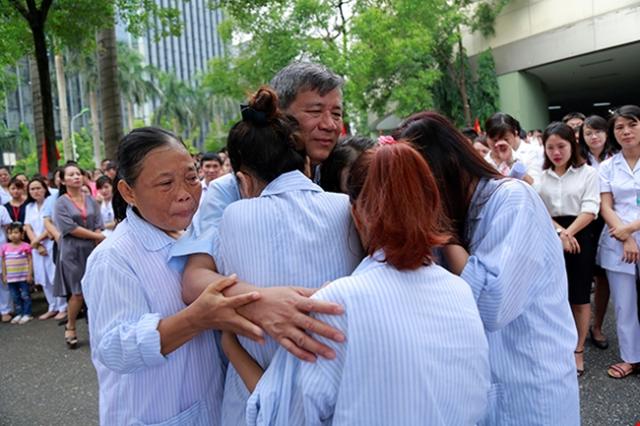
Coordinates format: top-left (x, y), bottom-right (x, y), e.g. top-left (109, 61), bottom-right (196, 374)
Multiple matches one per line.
top-left (187, 275), bottom-right (264, 342)
top-left (238, 286), bottom-right (345, 363)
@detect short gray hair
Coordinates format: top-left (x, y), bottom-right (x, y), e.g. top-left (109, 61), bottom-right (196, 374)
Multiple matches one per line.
top-left (270, 62), bottom-right (344, 110)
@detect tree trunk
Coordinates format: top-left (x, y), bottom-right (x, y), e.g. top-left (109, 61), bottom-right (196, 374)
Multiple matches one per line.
top-left (89, 89), bottom-right (102, 169)
top-left (29, 56), bottom-right (46, 172)
top-left (31, 23), bottom-right (58, 174)
top-left (457, 35), bottom-right (472, 127)
top-left (96, 26), bottom-right (123, 160)
top-left (127, 100), bottom-right (135, 131)
top-left (55, 53), bottom-right (72, 161)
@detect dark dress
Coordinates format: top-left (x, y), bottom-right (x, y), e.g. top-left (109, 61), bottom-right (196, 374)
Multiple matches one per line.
top-left (53, 194), bottom-right (103, 296)
top-left (4, 201), bottom-right (26, 223)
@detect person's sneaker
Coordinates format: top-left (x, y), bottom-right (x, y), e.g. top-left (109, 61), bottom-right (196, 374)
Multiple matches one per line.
top-left (1, 313), bottom-right (12, 323)
top-left (18, 315), bottom-right (33, 324)
top-left (10, 315), bottom-right (22, 324)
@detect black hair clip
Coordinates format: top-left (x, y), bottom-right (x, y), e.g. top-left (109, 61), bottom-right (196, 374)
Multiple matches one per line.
top-left (240, 104), bottom-right (268, 126)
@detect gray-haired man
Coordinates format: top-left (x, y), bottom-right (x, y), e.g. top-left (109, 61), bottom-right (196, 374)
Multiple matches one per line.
top-left (175, 62), bottom-right (348, 362)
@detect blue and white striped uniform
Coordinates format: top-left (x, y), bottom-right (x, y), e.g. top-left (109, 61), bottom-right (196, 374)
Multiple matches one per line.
top-left (206, 170), bottom-right (362, 426)
top-left (82, 208), bottom-right (224, 426)
top-left (460, 178), bottom-right (580, 425)
top-left (246, 252), bottom-right (491, 426)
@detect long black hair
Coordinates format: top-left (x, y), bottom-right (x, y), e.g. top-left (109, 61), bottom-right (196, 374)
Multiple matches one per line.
top-left (112, 127), bottom-right (185, 222)
top-left (396, 111), bottom-right (500, 240)
top-left (578, 115), bottom-right (619, 164)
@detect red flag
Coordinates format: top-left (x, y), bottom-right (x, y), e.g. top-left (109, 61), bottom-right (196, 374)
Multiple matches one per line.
top-left (473, 117), bottom-right (481, 134)
top-left (40, 141), bottom-right (48, 176)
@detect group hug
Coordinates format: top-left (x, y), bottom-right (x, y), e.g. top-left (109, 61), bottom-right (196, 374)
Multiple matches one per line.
top-left (78, 61), bottom-right (640, 425)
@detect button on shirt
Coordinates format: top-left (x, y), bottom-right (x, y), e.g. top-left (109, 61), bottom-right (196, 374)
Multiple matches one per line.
top-left (597, 152), bottom-right (640, 274)
top-left (82, 209), bottom-right (224, 426)
top-left (535, 165), bottom-right (600, 217)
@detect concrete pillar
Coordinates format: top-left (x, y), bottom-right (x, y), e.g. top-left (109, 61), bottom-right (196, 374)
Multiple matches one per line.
top-left (497, 71), bottom-right (549, 131)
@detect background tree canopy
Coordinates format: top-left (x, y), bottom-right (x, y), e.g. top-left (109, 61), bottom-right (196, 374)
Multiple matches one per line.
top-left (207, 0), bottom-right (509, 132)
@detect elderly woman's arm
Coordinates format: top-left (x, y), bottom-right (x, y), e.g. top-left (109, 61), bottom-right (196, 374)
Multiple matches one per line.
top-left (183, 253), bottom-right (346, 363)
top-left (83, 255), bottom-right (262, 374)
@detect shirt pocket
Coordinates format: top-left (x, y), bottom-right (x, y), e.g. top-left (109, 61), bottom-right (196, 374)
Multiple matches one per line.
top-left (132, 400), bottom-right (210, 426)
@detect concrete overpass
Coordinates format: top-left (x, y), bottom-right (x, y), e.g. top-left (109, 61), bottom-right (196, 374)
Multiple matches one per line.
top-left (464, 0), bottom-right (640, 130)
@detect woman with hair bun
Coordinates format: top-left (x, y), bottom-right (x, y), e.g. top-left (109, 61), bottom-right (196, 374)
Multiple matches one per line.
top-left (225, 141), bottom-right (490, 425)
top-left (182, 86), bottom-right (362, 425)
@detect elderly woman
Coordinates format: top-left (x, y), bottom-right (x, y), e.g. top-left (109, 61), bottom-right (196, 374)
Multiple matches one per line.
top-left (82, 127), bottom-right (262, 425)
top-left (397, 112), bottom-right (580, 425)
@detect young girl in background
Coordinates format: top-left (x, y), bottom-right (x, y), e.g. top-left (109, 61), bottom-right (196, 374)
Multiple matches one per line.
top-left (1, 222), bottom-right (34, 324)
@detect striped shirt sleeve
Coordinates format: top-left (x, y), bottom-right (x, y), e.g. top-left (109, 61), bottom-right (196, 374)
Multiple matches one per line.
top-left (82, 253), bottom-right (167, 373)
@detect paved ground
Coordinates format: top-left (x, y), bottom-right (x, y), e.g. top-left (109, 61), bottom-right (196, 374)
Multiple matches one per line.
top-left (1, 291), bottom-right (640, 425)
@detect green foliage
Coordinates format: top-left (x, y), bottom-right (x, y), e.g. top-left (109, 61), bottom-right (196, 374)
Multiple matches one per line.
top-left (207, 0), bottom-right (509, 134)
top-left (472, 49), bottom-right (500, 125)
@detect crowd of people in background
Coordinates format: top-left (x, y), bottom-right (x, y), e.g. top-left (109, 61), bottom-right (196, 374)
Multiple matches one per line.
top-left (2, 59), bottom-right (640, 425)
top-left (0, 152), bottom-right (234, 331)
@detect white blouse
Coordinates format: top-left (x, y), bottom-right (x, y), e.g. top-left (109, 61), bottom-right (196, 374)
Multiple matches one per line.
top-left (535, 164), bottom-right (600, 217)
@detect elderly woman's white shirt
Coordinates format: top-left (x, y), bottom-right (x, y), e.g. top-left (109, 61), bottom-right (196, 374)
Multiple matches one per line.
top-left (82, 209), bottom-right (224, 425)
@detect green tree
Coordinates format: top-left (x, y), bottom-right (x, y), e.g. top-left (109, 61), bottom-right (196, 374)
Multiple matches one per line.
top-left (153, 71), bottom-right (194, 136)
top-left (117, 42), bottom-right (159, 131)
top-left (207, 0), bottom-right (508, 133)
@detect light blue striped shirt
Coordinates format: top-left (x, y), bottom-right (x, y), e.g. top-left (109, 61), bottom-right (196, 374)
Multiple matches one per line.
top-left (206, 170), bottom-right (362, 426)
top-left (460, 178), bottom-right (580, 425)
top-left (247, 252), bottom-right (491, 426)
top-left (82, 209), bottom-right (224, 426)
top-left (169, 173), bottom-right (240, 270)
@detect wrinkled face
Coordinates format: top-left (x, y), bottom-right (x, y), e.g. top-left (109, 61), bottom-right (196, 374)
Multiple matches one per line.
top-left (63, 166), bottom-right (83, 189)
top-left (582, 125), bottom-right (606, 153)
top-left (99, 182), bottom-right (113, 200)
top-left (201, 160), bottom-right (222, 183)
top-left (28, 180), bottom-right (46, 202)
top-left (486, 130), bottom-right (518, 150)
top-left (545, 134), bottom-right (572, 168)
top-left (120, 144), bottom-right (201, 233)
top-left (613, 116), bottom-right (640, 149)
top-left (8, 184), bottom-right (23, 200)
top-left (286, 88), bottom-right (343, 165)
top-left (0, 169), bottom-right (10, 187)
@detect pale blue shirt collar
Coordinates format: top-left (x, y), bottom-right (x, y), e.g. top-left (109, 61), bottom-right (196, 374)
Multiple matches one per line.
top-left (260, 170), bottom-right (322, 197)
top-left (126, 207), bottom-right (176, 252)
top-left (351, 249), bottom-right (387, 275)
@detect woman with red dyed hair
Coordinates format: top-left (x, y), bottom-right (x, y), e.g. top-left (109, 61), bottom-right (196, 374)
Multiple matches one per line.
top-left (225, 141), bottom-right (490, 425)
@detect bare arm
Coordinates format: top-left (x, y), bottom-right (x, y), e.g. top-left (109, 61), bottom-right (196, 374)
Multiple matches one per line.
top-left (43, 218), bottom-right (60, 242)
top-left (26, 253), bottom-right (33, 283)
top-left (182, 253), bottom-right (346, 362)
top-left (159, 276), bottom-right (262, 355)
top-left (24, 224), bottom-right (38, 244)
top-left (69, 226), bottom-right (105, 242)
top-left (221, 331), bottom-right (263, 392)
top-left (441, 244), bottom-right (470, 276)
